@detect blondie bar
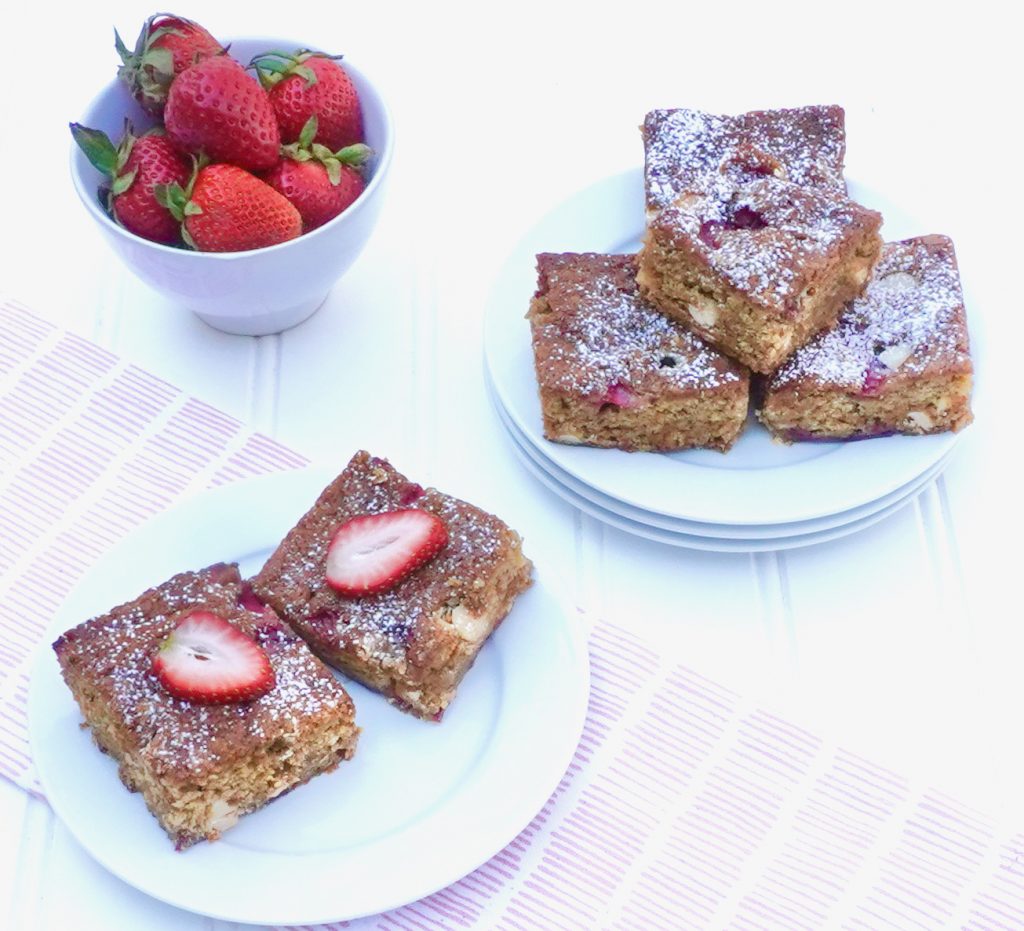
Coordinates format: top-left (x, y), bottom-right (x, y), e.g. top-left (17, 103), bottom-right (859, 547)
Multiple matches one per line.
top-left (643, 105), bottom-right (847, 216)
top-left (637, 147), bottom-right (883, 373)
top-left (53, 563), bottom-right (359, 849)
top-left (758, 236), bottom-right (973, 441)
top-left (251, 452), bottom-right (533, 720)
top-left (528, 252), bottom-right (749, 452)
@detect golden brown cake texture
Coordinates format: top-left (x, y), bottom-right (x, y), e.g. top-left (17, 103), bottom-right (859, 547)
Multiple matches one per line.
top-left (251, 451), bottom-right (533, 721)
top-left (637, 147), bottom-right (883, 373)
top-left (52, 563), bottom-right (359, 850)
top-left (527, 252), bottom-right (750, 452)
top-left (643, 105), bottom-right (847, 216)
top-left (758, 235), bottom-right (973, 441)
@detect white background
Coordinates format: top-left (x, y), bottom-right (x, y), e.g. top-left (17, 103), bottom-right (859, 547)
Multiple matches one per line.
top-left (1, 1), bottom-right (1021, 928)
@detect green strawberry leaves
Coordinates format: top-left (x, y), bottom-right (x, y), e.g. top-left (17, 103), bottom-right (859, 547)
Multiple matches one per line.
top-left (115, 14), bottom-right (224, 112)
top-left (71, 121), bottom-right (141, 197)
top-left (249, 48), bottom-right (343, 89)
top-left (315, 143), bottom-right (371, 185)
top-left (334, 144), bottom-right (371, 166)
top-left (70, 124), bottom-right (120, 176)
top-left (110, 169), bottom-right (139, 196)
top-left (154, 155), bottom-right (208, 250)
top-left (154, 180), bottom-right (202, 249)
top-left (115, 19), bottom-right (185, 100)
top-left (113, 28), bottom-right (133, 64)
top-left (280, 116), bottom-right (371, 185)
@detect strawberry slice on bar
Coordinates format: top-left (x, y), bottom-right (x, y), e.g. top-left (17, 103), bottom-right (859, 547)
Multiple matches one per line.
top-left (325, 509), bottom-right (448, 596)
top-left (152, 610), bottom-right (275, 704)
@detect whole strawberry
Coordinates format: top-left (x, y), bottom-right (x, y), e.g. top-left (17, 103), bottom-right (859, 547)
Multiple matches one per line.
top-left (165, 56), bottom-right (280, 173)
top-left (157, 162), bottom-right (302, 252)
top-left (265, 117), bottom-right (371, 230)
top-left (70, 122), bottom-right (189, 244)
top-left (115, 13), bottom-right (223, 116)
top-left (250, 49), bottom-right (364, 151)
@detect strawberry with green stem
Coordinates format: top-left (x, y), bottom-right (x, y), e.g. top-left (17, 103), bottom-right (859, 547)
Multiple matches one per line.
top-left (264, 116), bottom-right (371, 231)
top-left (250, 49), bottom-right (364, 151)
top-left (156, 159), bottom-right (302, 253)
top-left (115, 13), bottom-right (223, 115)
top-left (71, 122), bottom-right (189, 244)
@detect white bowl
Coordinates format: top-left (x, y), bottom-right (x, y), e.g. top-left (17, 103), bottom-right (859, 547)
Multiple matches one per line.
top-left (70, 37), bottom-right (394, 336)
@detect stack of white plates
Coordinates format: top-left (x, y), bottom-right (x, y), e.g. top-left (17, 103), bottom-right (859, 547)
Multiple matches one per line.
top-left (483, 170), bottom-right (964, 552)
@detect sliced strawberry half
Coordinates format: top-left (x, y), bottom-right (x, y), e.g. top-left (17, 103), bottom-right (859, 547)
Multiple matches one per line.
top-left (325, 509), bottom-right (449, 597)
top-left (152, 610), bottom-right (275, 704)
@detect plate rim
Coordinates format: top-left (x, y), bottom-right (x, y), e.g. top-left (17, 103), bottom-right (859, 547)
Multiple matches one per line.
top-left (485, 360), bottom-right (950, 536)
top-left (497, 410), bottom-right (933, 552)
top-left (485, 364), bottom-right (952, 539)
top-left (28, 466), bottom-right (591, 925)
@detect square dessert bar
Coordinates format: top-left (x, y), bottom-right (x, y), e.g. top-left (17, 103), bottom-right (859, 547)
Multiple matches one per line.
top-left (643, 105), bottom-right (847, 216)
top-left (527, 252), bottom-right (749, 452)
top-left (637, 147), bottom-right (883, 373)
top-left (251, 451), bottom-right (533, 720)
top-left (53, 563), bottom-right (359, 849)
top-left (758, 235), bottom-right (973, 441)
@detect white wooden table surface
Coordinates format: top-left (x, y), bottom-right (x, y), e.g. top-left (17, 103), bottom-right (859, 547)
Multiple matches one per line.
top-left (2, 2), bottom-right (1020, 928)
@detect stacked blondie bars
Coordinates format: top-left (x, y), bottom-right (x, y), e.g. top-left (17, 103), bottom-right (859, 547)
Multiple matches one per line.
top-left (527, 106), bottom-right (974, 451)
top-left (54, 452), bottom-right (533, 849)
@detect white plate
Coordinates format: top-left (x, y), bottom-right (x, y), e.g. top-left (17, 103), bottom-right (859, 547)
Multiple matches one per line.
top-left (487, 374), bottom-right (950, 540)
top-left (483, 168), bottom-right (965, 525)
top-left (494, 385), bottom-right (950, 543)
top-left (486, 366), bottom-right (952, 540)
top-left (29, 468), bottom-right (589, 926)
top-left (497, 416), bottom-right (936, 552)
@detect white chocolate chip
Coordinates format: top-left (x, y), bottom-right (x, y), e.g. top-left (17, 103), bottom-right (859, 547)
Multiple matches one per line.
top-left (209, 799), bottom-right (239, 833)
top-left (451, 605), bottom-right (489, 643)
top-left (688, 297), bottom-right (719, 328)
top-left (673, 192), bottom-right (704, 210)
top-left (874, 271), bottom-right (917, 293)
top-left (906, 411), bottom-right (934, 430)
top-left (877, 343), bottom-right (913, 371)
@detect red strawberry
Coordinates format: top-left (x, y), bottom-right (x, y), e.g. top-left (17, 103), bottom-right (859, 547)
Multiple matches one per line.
top-left (152, 610), bottom-right (275, 704)
top-left (264, 116), bottom-right (371, 230)
top-left (70, 122), bottom-right (189, 244)
top-left (238, 581), bottom-right (265, 612)
top-left (251, 50), bottom-right (364, 151)
top-left (115, 13), bottom-right (223, 115)
top-left (326, 509), bottom-right (449, 596)
top-left (157, 162), bottom-right (302, 252)
top-left (164, 56), bottom-right (281, 173)
top-left (861, 362), bottom-right (888, 396)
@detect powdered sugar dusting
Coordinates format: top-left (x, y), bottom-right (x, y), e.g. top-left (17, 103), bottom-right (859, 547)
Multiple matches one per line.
top-left (253, 452), bottom-right (518, 675)
top-left (531, 253), bottom-right (743, 400)
top-left (297, 493), bottom-right (504, 667)
top-left (657, 169), bottom-right (873, 309)
top-left (769, 237), bottom-right (971, 389)
top-left (644, 106), bottom-right (847, 210)
top-left (55, 566), bottom-right (351, 776)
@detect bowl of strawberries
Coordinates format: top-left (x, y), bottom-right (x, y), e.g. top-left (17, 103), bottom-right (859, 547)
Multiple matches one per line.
top-left (70, 14), bottom-right (393, 335)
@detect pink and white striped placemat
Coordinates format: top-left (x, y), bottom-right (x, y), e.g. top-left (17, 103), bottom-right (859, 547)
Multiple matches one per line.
top-left (1, 299), bottom-right (1021, 930)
